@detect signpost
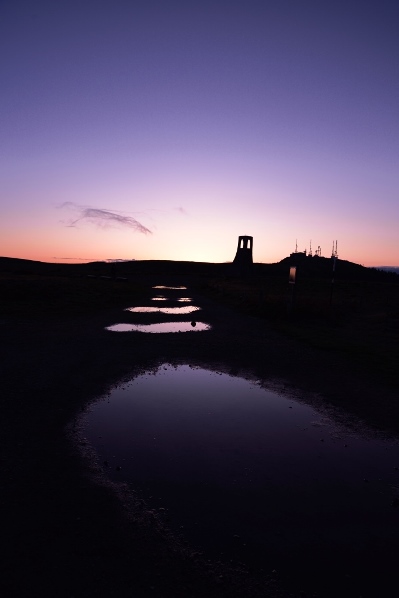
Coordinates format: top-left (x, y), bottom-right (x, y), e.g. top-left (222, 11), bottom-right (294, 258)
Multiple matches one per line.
top-left (288, 266), bottom-right (296, 314)
top-left (330, 257), bottom-right (337, 306)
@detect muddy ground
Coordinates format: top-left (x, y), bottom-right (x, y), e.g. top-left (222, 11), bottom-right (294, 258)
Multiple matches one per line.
top-left (1, 274), bottom-right (399, 597)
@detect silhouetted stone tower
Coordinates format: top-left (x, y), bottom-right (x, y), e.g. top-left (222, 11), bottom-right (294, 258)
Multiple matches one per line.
top-left (233, 235), bottom-right (253, 275)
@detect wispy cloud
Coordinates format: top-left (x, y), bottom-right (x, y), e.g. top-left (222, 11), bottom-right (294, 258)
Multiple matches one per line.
top-left (175, 206), bottom-right (188, 215)
top-left (53, 257), bottom-right (94, 261)
top-left (60, 202), bottom-right (152, 234)
top-left (52, 257), bottom-right (134, 262)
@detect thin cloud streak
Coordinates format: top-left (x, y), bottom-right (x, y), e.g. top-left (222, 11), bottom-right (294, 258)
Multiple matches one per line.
top-left (52, 257), bottom-right (134, 262)
top-left (60, 202), bottom-right (152, 234)
top-left (175, 206), bottom-right (188, 215)
top-left (53, 257), bottom-right (94, 261)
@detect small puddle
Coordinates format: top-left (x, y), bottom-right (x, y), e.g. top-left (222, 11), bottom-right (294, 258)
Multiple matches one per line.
top-left (107, 285), bottom-right (205, 333)
top-left (81, 364), bottom-right (399, 595)
top-left (152, 286), bottom-right (187, 290)
top-left (106, 322), bottom-right (210, 333)
top-left (126, 306), bottom-right (200, 315)
top-left (151, 297), bottom-right (192, 302)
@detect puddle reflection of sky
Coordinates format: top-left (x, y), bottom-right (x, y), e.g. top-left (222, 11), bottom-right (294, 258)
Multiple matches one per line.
top-left (106, 322), bottom-right (209, 333)
top-left (82, 364), bottom-right (399, 596)
top-left (152, 286), bottom-right (187, 290)
top-left (126, 306), bottom-right (199, 315)
top-left (107, 285), bottom-right (207, 333)
top-left (151, 297), bottom-right (192, 302)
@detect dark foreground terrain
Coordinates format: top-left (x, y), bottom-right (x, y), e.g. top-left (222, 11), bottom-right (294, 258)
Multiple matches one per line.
top-left (1, 257), bottom-right (399, 597)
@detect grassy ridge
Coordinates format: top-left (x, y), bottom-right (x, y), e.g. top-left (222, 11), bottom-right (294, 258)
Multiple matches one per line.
top-left (0, 274), bottom-right (146, 317)
top-left (202, 273), bottom-right (399, 387)
top-left (1, 256), bottom-right (398, 387)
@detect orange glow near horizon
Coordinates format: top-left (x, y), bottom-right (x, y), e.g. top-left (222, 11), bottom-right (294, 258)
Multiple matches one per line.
top-left (1, 3), bottom-right (398, 271)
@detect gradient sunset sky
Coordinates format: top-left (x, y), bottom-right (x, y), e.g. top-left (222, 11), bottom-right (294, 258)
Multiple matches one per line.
top-left (1, 0), bottom-right (398, 266)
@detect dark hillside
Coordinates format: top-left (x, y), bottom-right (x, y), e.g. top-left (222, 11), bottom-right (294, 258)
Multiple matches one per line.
top-left (276, 255), bottom-right (399, 282)
top-left (1, 255), bottom-right (398, 283)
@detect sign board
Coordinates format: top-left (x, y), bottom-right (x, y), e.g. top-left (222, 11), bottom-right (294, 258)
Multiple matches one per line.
top-left (289, 266), bottom-right (297, 284)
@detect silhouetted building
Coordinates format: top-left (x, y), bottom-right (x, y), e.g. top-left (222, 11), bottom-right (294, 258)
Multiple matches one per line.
top-left (233, 235), bottom-right (253, 275)
top-left (289, 250), bottom-right (307, 264)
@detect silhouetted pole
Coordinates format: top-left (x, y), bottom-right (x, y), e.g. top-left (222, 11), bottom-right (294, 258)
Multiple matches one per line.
top-left (330, 257), bottom-right (337, 306)
top-left (288, 266), bottom-right (297, 314)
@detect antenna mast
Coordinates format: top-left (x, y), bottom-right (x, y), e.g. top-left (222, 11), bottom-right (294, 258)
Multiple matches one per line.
top-left (331, 240), bottom-right (338, 258)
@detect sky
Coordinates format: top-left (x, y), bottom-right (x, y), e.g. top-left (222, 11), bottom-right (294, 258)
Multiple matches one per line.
top-left (1, 0), bottom-right (398, 266)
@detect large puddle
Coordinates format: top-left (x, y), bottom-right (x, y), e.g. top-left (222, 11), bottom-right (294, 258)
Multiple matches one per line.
top-left (81, 364), bottom-right (399, 595)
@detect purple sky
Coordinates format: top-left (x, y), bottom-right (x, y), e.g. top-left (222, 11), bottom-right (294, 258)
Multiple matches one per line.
top-left (1, 0), bottom-right (398, 265)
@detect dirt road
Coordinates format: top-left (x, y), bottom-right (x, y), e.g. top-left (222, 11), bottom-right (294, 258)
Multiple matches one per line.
top-left (1, 279), bottom-right (397, 597)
